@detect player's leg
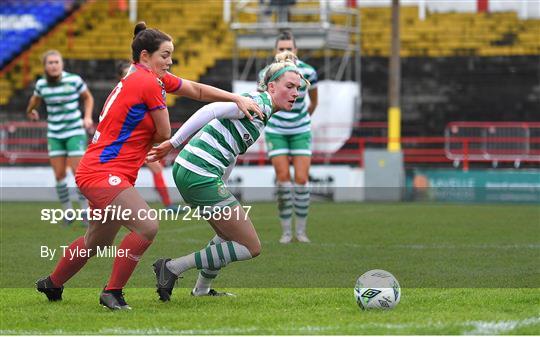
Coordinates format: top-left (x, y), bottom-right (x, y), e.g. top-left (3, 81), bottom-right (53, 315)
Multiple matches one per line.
top-left (267, 131), bottom-right (294, 243)
top-left (146, 161), bottom-right (173, 208)
top-left (154, 165), bottom-right (258, 300)
top-left (191, 234), bottom-right (236, 296)
top-left (99, 186), bottom-right (159, 309)
top-left (49, 138), bottom-right (72, 223)
top-left (66, 134), bottom-right (89, 214)
top-left (163, 206), bottom-right (259, 286)
top-left (290, 131), bottom-right (312, 243)
top-left (37, 212), bottom-right (122, 302)
top-left (291, 156), bottom-right (311, 242)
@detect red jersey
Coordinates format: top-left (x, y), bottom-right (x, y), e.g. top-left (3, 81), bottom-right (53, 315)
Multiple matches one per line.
top-left (78, 64), bottom-right (182, 183)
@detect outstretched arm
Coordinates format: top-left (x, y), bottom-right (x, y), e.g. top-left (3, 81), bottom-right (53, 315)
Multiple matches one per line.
top-left (173, 79), bottom-right (263, 120)
top-left (146, 102), bottom-right (244, 162)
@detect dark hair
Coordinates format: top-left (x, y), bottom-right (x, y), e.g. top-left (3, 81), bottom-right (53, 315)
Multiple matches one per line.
top-left (115, 60), bottom-right (131, 79)
top-left (275, 30), bottom-right (296, 48)
top-left (131, 21), bottom-right (172, 62)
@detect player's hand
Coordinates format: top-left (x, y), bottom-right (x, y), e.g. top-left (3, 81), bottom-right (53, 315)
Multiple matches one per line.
top-left (83, 117), bottom-right (94, 130)
top-left (234, 95), bottom-right (263, 121)
top-left (27, 109), bottom-right (39, 121)
top-left (146, 140), bottom-right (173, 163)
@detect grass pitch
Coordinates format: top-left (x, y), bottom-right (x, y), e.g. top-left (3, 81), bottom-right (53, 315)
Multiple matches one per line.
top-left (1, 202), bottom-right (539, 334)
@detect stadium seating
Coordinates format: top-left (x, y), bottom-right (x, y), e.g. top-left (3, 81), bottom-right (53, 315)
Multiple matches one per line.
top-left (0, 0), bottom-right (233, 107)
top-left (0, 2), bottom-right (539, 109)
top-left (0, 0), bottom-right (70, 67)
top-left (357, 7), bottom-right (540, 57)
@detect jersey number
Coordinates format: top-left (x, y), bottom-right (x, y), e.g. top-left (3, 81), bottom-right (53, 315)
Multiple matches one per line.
top-left (99, 82), bottom-right (123, 122)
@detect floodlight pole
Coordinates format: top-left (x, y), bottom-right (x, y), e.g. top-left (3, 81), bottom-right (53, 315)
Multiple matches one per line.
top-left (129, 0), bottom-right (137, 23)
top-left (388, 0), bottom-right (401, 151)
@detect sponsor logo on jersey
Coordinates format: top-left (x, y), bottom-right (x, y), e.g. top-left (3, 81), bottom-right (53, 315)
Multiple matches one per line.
top-left (243, 133), bottom-right (254, 147)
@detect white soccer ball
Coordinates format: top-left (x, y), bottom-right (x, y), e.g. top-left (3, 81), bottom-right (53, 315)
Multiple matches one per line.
top-left (354, 269), bottom-right (401, 310)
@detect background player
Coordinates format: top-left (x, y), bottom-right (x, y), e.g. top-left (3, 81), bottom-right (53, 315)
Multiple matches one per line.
top-left (26, 50), bottom-right (94, 226)
top-left (258, 31), bottom-right (318, 243)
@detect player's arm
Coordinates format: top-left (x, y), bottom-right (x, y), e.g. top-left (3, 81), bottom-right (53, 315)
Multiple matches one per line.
top-left (80, 89), bottom-right (95, 130)
top-left (26, 95), bottom-right (42, 121)
top-left (172, 79), bottom-right (263, 121)
top-left (149, 107), bottom-right (171, 144)
top-left (307, 87), bottom-right (318, 115)
top-left (146, 102), bottom-right (242, 162)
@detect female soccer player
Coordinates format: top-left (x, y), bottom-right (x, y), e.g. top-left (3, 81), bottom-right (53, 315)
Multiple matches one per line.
top-left (116, 60), bottom-right (179, 210)
top-left (147, 51), bottom-right (307, 300)
top-left (26, 50), bottom-right (94, 226)
top-left (259, 31), bottom-right (318, 244)
top-left (35, 22), bottom-right (262, 310)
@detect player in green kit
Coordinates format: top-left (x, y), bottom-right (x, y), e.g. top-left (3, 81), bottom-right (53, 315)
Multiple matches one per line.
top-left (147, 52), bottom-right (309, 299)
top-left (26, 50), bottom-right (94, 225)
top-left (259, 31), bottom-right (318, 243)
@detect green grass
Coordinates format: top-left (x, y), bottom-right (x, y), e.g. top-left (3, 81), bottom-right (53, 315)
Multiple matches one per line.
top-left (1, 202), bottom-right (539, 334)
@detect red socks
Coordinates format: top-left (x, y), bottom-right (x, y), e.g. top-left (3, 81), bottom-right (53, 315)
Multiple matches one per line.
top-left (105, 232), bottom-right (152, 290)
top-left (153, 172), bottom-right (171, 207)
top-left (49, 233), bottom-right (152, 290)
top-left (50, 236), bottom-right (89, 287)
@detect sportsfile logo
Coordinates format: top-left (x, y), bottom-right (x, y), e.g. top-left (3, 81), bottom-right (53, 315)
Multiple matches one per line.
top-left (40, 205), bottom-right (253, 224)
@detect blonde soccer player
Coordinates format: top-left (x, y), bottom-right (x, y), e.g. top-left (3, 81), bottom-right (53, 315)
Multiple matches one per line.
top-left (258, 31), bottom-right (318, 243)
top-left (147, 52), bottom-right (308, 299)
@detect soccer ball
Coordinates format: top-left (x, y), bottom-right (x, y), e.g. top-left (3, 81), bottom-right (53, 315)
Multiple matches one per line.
top-left (354, 269), bottom-right (401, 310)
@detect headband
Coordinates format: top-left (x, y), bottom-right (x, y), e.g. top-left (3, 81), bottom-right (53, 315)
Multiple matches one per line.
top-left (268, 66), bottom-right (298, 83)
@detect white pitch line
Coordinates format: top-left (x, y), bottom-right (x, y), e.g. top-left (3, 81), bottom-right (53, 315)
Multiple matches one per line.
top-left (306, 242), bottom-right (540, 250)
top-left (464, 316), bottom-right (540, 335)
top-left (5, 316), bottom-right (537, 335)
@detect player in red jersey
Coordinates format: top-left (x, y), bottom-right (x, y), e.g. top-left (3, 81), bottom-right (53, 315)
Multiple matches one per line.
top-left (116, 60), bottom-right (181, 211)
top-left (35, 22), bottom-right (262, 310)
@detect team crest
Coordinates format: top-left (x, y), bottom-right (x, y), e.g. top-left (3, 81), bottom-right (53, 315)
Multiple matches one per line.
top-left (108, 175), bottom-right (122, 186)
top-left (217, 183), bottom-right (228, 197)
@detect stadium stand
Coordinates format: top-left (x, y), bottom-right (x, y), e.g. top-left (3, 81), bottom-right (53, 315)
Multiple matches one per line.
top-left (2, 2), bottom-right (539, 107)
top-left (0, 0), bottom-right (75, 68)
top-left (0, 1), bottom-right (538, 168)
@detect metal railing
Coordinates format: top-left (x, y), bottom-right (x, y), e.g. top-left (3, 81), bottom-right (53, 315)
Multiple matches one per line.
top-left (2, 121), bottom-right (539, 170)
top-left (445, 122), bottom-right (540, 169)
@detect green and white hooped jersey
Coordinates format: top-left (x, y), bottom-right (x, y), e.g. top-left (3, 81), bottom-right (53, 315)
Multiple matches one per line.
top-left (176, 91), bottom-right (273, 178)
top-left (258, 59), bottom-right (318, 135)
top-left (34, 71), bottom-right (87, 139)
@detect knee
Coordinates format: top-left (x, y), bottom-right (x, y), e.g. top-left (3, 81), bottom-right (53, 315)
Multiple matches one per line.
top-left (55, 173), bottom-right (67, 182)
top-left (294, 176), bottom-right (308, 185)
top-left (248, 241), bottom-right (261, 258)
top-left (276, 173), bottom-right (290, 183)
top-left (137, 220), bottom-right (159, 241)
top-left (275, 167), bottom-right (291, 182)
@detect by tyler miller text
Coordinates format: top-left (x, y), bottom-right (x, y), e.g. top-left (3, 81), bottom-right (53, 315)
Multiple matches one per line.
top-left (40, 245), bottom-right (131, 261)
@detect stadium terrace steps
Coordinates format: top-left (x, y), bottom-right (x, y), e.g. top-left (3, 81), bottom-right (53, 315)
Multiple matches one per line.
top-left (1, 3), bottom-right (539, 108)
top-left (0, 1), bottom-right (233, 107)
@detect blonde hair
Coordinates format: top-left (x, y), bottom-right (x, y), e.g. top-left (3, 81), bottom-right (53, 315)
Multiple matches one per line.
top-left (258, 51), bottom-right (310, 92)
top-left (42, 50), bottom-right (62, 65)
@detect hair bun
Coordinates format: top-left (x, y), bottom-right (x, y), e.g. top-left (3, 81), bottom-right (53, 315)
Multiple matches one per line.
top-left (134, 22), bottom-right (147, 38)
top-left (274, 50), bottom-right (297, 64)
